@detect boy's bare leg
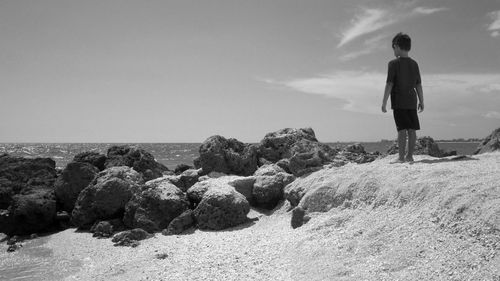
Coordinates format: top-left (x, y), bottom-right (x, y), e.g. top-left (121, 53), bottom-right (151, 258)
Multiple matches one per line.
top-left (407, 129), bottom-right (416, 162)
top-left (397, 130), bottom-right (407, 161)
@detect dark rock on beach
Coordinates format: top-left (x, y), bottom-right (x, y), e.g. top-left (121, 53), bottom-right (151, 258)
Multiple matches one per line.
top-left (288, 139), bottom-right (338, 176)
top-left (227, 176), bottom-right (256, 204)
top-left (193, 184), bottom-right (250, 230)
top-left (0, 155), bottom-right (58, 235)
top-left (256, 128), bottom-right (338, 176)
top-left (291, 206), bottom-right (307, 229)
top-left (0, 233), bottom-right (7, 243)
top-left (71, 166), bottom-right (144, 229)
top-left (105, 145), bottom-right (169, 181)
top-left (123, 178), bottom-right (189, 233)
top-left (335, 144), bottom-right (378, 164)
top-left (163, 209), bottom-right (195, 235)
top-left (258, 128), bottom-right (319, 162)
top-left (112, 228), bottom-right (152, 247)
top-left (5, 190), bottom-right (57, 235)
top-left (174, 164), bottom-right (193, 175)
top-left (73, 151), bottom-right (107, 171)
top-left (165, 169), bottom-right (201, 192)
top-left (475, 127), bottom-right (500, 154)
top-left (91, 221), bottom-right (114, 238)
top-left (195, 135), bottom-right (259, 176)
top-left (252, 165), bottom-right (295, 209)
top-left (0, 155), bottom-right (57, 209)
top-left (54, 162), bottom-right (99, 212)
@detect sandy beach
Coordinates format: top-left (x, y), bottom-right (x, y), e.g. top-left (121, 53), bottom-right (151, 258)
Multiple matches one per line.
top-left (1, 152), bottom-right (499, 281)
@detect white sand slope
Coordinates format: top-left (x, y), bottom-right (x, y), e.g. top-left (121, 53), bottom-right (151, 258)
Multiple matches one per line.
top-left (1, 152), bottom-right (499, 281)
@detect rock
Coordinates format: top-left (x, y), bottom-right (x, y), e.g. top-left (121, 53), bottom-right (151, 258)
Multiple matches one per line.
top-left (258, 128), bottom-right (319, 162)
top-left (54, 162), bottom-right (99, 212)
top-left (0, 233), bottom-right (7, 243)
top-left (112, 228), bottom-right (152, 247)
top-left (195, 135), bottom-right (258, 176)
top-left (105, 145), bottom-right (169, 181)
top-left (0, 155), bottom-right (57, 209)
top-left (164, 169), bottom-right (201, 192)
top-left (253, 172), bottom-right (295, 209)
top-left (387, 136), bottom-right (456, 157)
top-left (276, 159), bottom-right (292, 174)
top-left (123, 178), bottom-right (189, 233)
top-left (255, 128), bottom-right (338, 176)
top-left (354, 154), bottom-right (378, 164)
top-left (193, 185), bottom-right (250, 230)
top-left (113, 237), bottom-right (140, 247)
top-left (162, 210), bottom-right (195, 235)
top-left (155, 253), bottom-right (169, 259)
top-left (253, 164), bottom-right (286, 176)
top-left (291, 206), bottom-right (306, 229)
top-left (7, 244), bottom-right (21, 252)
top-left (73, 151), bottom-right (107, 171)
top-left (174, 164), bottom-right (192, 175)
top-left (475, 128), bottom-right (500, 154)
top-left (187, 181), bottom-right (212, 205)
top-left (178, 169), bottom-right (201, 191)
top-left (7, 235), bottom-right (19, 245)
top-left (227, 176), bottom-right (256, 203)
top-left (30, 233), bottom-right (38, 239)
top-left (345, 143), bottom-right (366, 154)
top-left (4, 190), bottom-right (57, 235)
top-left (71, 166), bottom-right (144, 229)
top-left (207, 171), bottom-right (227, 178)
top-left (186, 176), bottom-right (239, 206)
top-left (284, 168), bottom-right (332, 207)
top-left (288, 140), bottom-right (337, 176)
top-left (91, 221), bottom-right (114, 238)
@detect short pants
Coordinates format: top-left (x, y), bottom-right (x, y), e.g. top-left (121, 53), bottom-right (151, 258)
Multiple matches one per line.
top-left (393, 109), bottom-right (420, 131)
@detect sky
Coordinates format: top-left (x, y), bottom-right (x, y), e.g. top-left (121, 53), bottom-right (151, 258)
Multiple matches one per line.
top-left (0, 0), bottom-right (499, 143)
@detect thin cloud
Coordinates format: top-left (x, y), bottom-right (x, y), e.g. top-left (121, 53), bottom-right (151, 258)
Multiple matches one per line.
top-left (483, 111), bottom-right (500, 119)
top-left (264, 72), bottom-right (500, 118)
top-left (339, 34), bottom-right (389, 61)
top-left (337, 8), bottom-right (393, 48)
top-left (412, 7), bottom-right (448, 15)
top-left (488, 10), bottom-right (500, 37)
top-left (338, 5), bottom-right (448, 47)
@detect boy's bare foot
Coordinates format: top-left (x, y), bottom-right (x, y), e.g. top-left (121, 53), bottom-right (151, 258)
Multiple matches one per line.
top-left (405, 156), bottom-right (415, 163)
top-left (390, 158), bottom-right (405, 164)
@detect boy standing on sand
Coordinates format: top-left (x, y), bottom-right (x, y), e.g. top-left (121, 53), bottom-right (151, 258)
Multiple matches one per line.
top-left (382, 32), bottom-right (424, 163)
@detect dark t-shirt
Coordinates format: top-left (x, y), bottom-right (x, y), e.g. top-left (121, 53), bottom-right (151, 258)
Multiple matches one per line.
top-left (386, 57), bottom-right (421, 109)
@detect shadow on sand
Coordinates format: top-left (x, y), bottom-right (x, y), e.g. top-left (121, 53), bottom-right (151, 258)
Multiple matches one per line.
top-left (413, 155), bottom-right (479, 164)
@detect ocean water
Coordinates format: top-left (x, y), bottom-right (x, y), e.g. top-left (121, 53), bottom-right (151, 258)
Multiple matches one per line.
top-left (0, 143), bottom-right (201, 170)
top-left (0, 142), bottom-right (480, 170)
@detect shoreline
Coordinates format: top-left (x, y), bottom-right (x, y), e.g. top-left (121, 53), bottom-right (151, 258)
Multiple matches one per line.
top-left (1, 152), bottom-right (499, 280)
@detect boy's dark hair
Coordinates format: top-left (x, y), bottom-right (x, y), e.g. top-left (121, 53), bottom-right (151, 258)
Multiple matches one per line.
top-left (392, 32), bottom-right (411, 51)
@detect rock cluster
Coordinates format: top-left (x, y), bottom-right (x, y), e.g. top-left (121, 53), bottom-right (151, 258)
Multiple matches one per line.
top-left (195, 128), bottom-right (345, 178)
top-left (1, 127), bottom-right (432, 244)
top-left (475, 127), bottom-right (500, 154)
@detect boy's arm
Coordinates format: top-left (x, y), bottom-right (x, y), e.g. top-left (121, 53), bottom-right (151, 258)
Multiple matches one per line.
top-left (416, 84), bottom-right (424, 112)
top-left (381, 82), bottom-right (393, 113)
